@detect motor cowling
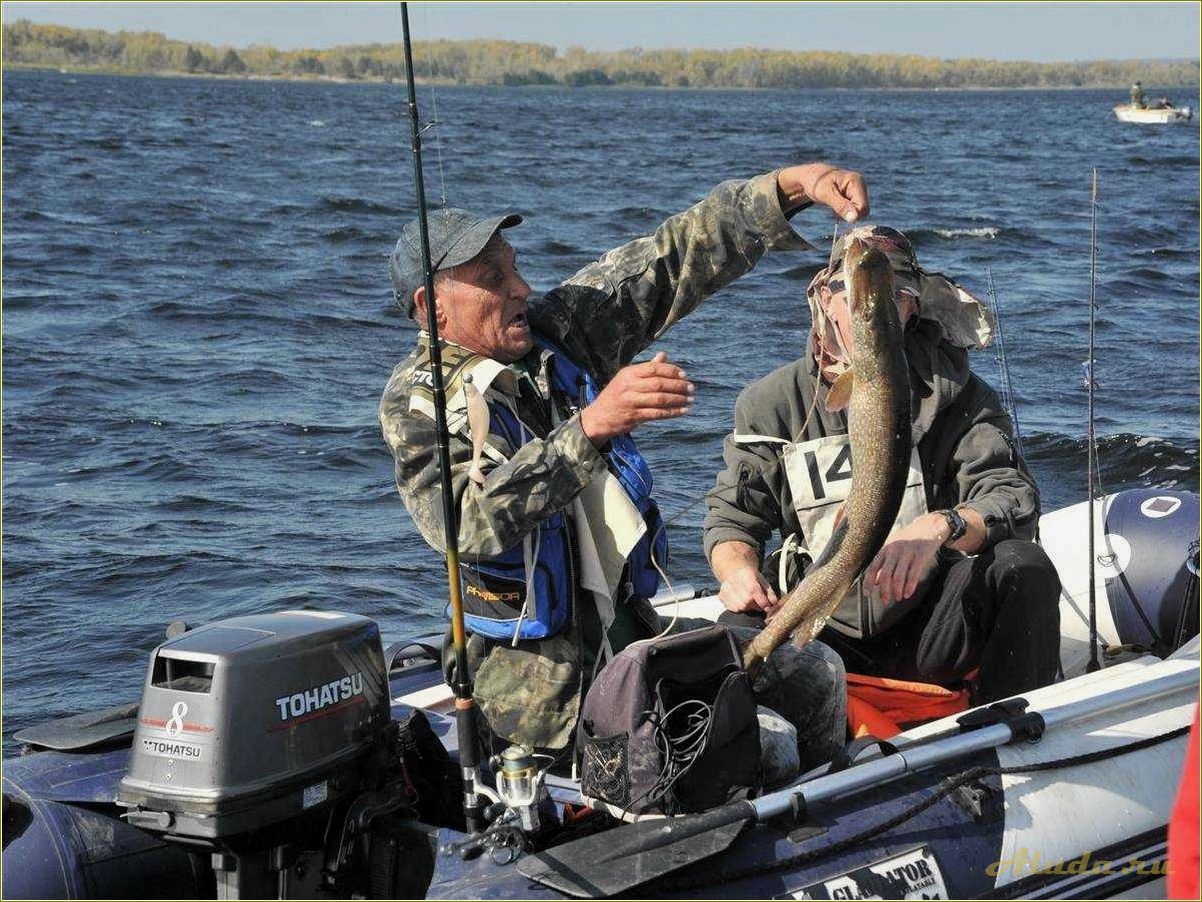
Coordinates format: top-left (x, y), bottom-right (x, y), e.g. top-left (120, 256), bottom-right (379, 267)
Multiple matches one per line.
top-left (115, 610), bottom-right (434, 899)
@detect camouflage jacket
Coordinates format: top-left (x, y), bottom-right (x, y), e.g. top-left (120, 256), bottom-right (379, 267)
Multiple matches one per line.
top-left (380, 171), bottom-right (811, 749)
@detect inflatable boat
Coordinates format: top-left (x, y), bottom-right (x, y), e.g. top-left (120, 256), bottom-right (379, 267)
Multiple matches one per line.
top-left (4, 488), bottom-right (1198, 899)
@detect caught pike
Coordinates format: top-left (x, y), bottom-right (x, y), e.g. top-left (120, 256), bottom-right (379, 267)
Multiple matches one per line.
top-left (743, 238), bottom-right (911, 672)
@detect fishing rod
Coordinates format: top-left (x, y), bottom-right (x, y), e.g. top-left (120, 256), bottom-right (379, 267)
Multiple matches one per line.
top-left (1086, 168), bottom-right (1100, 673)
top-left (398, 1), bottom-right (485, 834)
top-left (985, 266), bottom-right (1024, 458)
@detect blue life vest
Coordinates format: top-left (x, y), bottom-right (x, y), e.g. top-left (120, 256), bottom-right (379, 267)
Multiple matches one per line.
top-left (457, 337), bottom-right (668, 642)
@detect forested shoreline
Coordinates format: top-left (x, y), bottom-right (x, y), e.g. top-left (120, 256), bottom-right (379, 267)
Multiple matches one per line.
top-left (3, 20), bottom-right (1198, 89)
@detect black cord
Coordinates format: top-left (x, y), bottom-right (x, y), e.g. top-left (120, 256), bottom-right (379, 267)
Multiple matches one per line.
top-left (667, 725), bottom-right (1189, 892)
top-left (625, 699), bottom-right (715, 812)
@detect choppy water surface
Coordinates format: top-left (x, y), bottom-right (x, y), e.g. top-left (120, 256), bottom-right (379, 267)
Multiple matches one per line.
top-left (3, 72), bottom-right (1198, 749)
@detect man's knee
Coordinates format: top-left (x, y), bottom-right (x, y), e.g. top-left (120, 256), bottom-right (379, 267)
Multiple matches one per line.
top-left (718, 609), bottom-right (768, 631)
top-left (755, 638), bottom-right (846, 770)
top-left (990, 539), bottom-right (1059, 581)
top-left (755, 635), bottom-right (845, 688)
top-left (797, 637), bottom-right (847, 686)
top-left (990, 540), bottom-right (1061, 613)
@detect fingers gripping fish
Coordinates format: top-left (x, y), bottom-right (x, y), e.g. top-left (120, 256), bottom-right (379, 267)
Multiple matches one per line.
top-left (743, 239), bottom-right (911, 673)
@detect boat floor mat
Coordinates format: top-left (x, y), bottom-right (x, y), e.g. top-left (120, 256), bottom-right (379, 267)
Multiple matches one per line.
top-left (13, 702), bottom-right (138, 751)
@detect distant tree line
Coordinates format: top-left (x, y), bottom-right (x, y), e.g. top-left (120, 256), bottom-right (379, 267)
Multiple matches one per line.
top-left (3, 20), bottom-right (1197, 89)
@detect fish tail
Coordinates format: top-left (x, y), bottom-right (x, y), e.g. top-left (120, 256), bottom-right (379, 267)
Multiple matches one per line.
top-left (742, 644), bottom-right (767, 675)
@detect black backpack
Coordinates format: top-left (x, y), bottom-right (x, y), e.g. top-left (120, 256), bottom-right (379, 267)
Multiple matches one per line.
top-left (578, 624), bottom-right (762, 816)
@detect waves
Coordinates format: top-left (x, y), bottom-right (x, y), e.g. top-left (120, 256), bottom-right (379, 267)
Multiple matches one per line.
top-left (1128, 154), bottom-right (1198, 167)
top-left (2, 71), bottom-right (1199, 753)
top-left (931, 226), bottom-right (1000, 239)
top-left (317, 195), bottom-right (404, 216)
top-left (1023, 431), bottom-right (1199, 509)
top-left (908, 225), bottom-right (1006, 242)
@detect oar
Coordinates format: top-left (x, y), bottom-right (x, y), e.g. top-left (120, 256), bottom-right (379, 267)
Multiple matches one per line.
top-left (517, 666), bottom-right (1195, 897)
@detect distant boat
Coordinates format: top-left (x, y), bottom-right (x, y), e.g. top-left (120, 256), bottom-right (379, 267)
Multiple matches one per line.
top-left (1114, 103), bottom-right (1193, 123)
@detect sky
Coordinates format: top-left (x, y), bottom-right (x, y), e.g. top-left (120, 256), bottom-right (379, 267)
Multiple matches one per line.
top-left (2, 2), bottom-right (1199, 61)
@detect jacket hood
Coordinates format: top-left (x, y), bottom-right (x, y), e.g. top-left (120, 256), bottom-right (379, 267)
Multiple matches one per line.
top-left (906, 318), bottom-right (971, 443)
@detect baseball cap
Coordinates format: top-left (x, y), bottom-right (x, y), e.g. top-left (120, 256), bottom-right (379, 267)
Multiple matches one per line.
top-left (389, 207), bottom-right (523, 316)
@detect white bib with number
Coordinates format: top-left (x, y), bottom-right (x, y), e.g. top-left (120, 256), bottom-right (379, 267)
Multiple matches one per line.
top-left (734, 432), bottom-right (931, 638)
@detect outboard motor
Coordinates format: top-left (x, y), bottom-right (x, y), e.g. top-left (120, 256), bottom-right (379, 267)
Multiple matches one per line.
top-left (114, 611), bottom-right (434, 899)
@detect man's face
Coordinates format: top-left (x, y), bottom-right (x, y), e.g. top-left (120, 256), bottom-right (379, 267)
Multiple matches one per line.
top-left (813, 237), bottom-right (918, 382)
top-left (427, 236), bottom-right (533, 363)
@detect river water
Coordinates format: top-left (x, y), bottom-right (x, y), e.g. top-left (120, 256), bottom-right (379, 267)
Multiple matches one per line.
top-left (3, 71), bottom-right (1198, 750)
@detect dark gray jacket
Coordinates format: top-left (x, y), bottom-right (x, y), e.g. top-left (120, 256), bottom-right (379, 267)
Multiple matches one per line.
top-left (704, 318), bottom-right (1039, 572)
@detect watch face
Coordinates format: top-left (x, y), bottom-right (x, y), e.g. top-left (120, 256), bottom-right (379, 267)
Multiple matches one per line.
top-left (945, 510), bottom-right (966, 541)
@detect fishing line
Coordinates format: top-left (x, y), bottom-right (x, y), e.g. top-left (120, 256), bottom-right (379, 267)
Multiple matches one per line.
top-left (405, 5), bottom-right (479, 595)
top-left (647, 222), bottom-right (847, 600)
top-left (985, 265), bottom-right (1024, 458)
top-left (417, 2), bottom-right (449, 208)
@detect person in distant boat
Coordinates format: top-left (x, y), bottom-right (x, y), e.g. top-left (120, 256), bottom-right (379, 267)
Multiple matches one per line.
top-left (703, 226), bottom-right (1061, 704)
top-left (1156, 96), bottom-right (1174, 110)
top-left (380, 163), bottom-right (867, 769)
top-left (1131, 81), bottom-right (1146, 109)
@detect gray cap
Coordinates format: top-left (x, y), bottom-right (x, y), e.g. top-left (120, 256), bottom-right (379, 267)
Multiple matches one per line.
top-left (389, 207), bottom-right (523, 316)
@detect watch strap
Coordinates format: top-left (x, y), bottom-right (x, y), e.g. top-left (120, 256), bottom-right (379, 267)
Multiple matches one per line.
top-left (938, 508), bottom-right (968, 544)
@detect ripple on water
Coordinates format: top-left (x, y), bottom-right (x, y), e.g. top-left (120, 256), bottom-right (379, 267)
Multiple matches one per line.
top-left (2, 73), bottom-right (1198, 752)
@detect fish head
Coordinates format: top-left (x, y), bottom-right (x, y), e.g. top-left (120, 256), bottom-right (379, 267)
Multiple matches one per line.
top-left (843, 239), bottom-right (893, 320)
top-left (846, 236), bottom-right (903, 377)
top-left (843, 238), bottom-right (903, 353)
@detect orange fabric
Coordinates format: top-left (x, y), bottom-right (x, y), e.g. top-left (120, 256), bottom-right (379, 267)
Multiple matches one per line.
top-left (845, 672), bottom-right (973, 739)
top-left (1167, 704), bottom-right (1200, 900)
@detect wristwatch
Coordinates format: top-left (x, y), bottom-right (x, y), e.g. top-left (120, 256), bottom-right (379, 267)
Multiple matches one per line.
top-left (937, 508), bottom-right (968, 545)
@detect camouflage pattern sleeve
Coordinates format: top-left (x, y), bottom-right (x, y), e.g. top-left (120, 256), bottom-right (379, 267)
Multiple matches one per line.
top-left (531, 170), bottom-right (813, 383)
top-left (380, 359), bottom-right (608, 557)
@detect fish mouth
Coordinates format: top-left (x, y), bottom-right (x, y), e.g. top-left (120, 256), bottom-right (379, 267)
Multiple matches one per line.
top-left (844, 242), bottom-right (894, 318)
top-left (845, 238), bottom-right (889, 272)
top-left (507, 310), bottom-right (528, 328)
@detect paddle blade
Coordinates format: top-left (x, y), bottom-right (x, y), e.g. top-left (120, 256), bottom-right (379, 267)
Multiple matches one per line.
top-left (517, 802), bottom-right (753, 898)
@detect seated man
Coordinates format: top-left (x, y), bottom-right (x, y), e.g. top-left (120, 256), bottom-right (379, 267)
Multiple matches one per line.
top-left (704, 226), bottom-right (1060, 704)
top-left (380, 163), bottom-right (866, 772)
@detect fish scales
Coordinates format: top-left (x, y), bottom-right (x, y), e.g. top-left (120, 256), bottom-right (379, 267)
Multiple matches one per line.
top-left (743, 239), bottom-right (911, 672)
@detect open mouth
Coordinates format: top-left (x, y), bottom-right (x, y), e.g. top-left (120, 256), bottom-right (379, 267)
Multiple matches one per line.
top-left (509, 311), bottom-right (528, 328)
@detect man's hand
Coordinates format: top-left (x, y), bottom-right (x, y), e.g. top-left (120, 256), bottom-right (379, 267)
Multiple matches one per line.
top-left (579, 352), bottom-right (694, 446)
top-left (865, 512), bottom-right (949, 604)
top-left (777, 163), bottom-right (869, 223)
top-left (711, 540), bottom-right (778, 616)
top-left (719, 566), bottom-right (779, 616)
